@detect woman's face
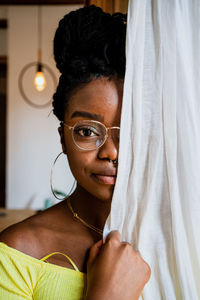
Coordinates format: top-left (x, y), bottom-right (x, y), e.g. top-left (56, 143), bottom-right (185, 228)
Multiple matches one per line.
top-left (59, 77), bottom-right (123, 202)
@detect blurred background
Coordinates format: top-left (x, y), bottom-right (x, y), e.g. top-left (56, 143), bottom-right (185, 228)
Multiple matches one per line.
top-left (0, 0), bottom-right (128, 230)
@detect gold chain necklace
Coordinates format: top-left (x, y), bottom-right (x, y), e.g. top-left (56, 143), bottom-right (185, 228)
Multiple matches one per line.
top-left (67, 198), bottom-right (103, 235)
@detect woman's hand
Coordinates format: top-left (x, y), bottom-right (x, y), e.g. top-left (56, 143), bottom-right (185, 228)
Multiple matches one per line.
top-left (85, 231), bottom-right (151, 300)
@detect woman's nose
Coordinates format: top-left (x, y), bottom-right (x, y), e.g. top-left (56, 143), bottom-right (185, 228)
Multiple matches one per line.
top-left (97, 133), bottom-right (119, 162)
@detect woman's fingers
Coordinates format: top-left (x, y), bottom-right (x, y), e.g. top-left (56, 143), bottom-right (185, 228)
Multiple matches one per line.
top-left (87, 231), bottom-right (121, 269)
top-left (87, 239), bottom-right (103, 268)
top-left (105, 230), bottom-right (121, 243)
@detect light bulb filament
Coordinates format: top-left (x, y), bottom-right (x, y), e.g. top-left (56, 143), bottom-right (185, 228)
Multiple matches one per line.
top-left (34, 64), bottom-right (46, 92)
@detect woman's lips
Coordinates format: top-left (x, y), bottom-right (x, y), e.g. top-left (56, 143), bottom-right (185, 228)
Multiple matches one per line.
top-left (92, 174), bottom-right (116, 185)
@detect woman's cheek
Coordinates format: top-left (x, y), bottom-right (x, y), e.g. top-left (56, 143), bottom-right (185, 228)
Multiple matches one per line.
top-left (67, 151), bottom-right (95, 179)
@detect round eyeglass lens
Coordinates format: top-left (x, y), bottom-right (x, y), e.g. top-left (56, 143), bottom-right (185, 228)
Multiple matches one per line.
top-left (72, 121), bottom-right (106, 150)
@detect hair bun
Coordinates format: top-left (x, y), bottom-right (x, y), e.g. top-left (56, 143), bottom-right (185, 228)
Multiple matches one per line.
top-left (54, 5), bottom-right (126, 73)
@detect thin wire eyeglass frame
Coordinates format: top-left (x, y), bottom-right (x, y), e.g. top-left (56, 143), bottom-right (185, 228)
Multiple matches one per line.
top-left (62, 120), bottom-right (120, 151)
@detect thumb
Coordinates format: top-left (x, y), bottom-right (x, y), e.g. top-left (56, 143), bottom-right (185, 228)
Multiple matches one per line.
top-left (87, 239), bottom-right (103, 269)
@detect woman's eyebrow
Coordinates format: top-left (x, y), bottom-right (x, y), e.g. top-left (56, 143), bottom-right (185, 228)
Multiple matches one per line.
top-left (71, 111), bottom-right (104, 121)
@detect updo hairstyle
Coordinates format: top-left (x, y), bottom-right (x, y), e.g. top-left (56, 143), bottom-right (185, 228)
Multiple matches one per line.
top-left (52, 5), bottom-right (127, 121)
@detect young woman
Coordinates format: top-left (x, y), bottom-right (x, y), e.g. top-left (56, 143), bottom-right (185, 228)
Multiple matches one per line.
top-left (0, 6), bottom-right (150, 300)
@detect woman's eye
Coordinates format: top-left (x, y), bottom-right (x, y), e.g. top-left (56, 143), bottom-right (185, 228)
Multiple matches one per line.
top-left (75, 127), bottom-right (99, 137)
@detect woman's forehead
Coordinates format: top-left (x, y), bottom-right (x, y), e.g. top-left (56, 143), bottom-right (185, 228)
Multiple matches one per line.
top-left (65, 78), bottom-right (123, 122)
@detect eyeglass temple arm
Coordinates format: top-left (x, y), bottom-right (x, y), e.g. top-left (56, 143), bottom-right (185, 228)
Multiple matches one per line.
top-left (107, 126), bottom-right (120, 130)
top-left (61, 122), bottom-right (73, 130)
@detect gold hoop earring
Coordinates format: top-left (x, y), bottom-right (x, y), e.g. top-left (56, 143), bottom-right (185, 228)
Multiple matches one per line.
top-left (50, 152), bottom-right (76, 200)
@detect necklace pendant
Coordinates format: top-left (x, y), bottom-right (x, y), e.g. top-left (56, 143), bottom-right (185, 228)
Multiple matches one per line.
top-left (67, 197), bottom-right (103, 235)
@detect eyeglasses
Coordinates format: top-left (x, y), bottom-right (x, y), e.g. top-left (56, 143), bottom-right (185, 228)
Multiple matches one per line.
top-left (62, 120), bottom-right (120, 151)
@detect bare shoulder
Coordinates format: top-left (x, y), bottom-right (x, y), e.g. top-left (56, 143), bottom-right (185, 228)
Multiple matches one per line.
top-left (0, 212), bottom-right (46, 258)
top-left (0, 202), bottom-right (96, 271)
top-left (0, 201), bottom-right (69, 258)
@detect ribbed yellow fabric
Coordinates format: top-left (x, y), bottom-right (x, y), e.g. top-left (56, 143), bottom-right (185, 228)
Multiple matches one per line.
top-left (0, 242), bottom-right (86, 300)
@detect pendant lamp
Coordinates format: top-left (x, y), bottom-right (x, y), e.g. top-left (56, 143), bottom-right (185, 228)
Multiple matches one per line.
top-left (18, 5), bottom-right (57, 109)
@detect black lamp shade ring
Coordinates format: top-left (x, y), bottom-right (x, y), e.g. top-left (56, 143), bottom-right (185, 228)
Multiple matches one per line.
top-left (18, 61), bottom-right (57, 109)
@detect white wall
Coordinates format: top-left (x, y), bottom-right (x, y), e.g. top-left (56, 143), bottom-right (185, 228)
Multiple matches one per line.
top-left (7, 5), bottom-right (82, 209)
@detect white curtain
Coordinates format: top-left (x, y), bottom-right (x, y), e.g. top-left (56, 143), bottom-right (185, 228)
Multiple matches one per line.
top-left (104, 0), bottom-right (200, 298)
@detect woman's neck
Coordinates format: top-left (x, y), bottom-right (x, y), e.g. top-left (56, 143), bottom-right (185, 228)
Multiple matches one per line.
top-left (68, 185), bottom-right (111, 231)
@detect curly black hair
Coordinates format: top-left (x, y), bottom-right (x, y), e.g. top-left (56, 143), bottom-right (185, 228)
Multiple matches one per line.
top-left (52, 5), bottom-right (127, 121)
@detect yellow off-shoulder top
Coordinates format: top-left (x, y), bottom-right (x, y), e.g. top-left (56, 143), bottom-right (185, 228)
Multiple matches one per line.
top-left (0, 242), bottom-right (86, 299)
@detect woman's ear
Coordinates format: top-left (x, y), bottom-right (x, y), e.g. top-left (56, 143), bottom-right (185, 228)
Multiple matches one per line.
top-left (58, 124), bottom-right (67, 154)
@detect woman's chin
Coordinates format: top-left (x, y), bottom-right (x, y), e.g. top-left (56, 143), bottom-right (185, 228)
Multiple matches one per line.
top-left (75, 178), bottom-right (115, 202)
top-left (90, 185), bottom-right (115, 202)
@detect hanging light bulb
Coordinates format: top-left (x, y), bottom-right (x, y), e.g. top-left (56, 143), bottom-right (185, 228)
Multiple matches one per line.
top-left (34, 63), bottom-right (46, 92)
top-left (34, 71), bottom-right (46, 91)
top-left (18, 5), bottom-right (57, 108)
